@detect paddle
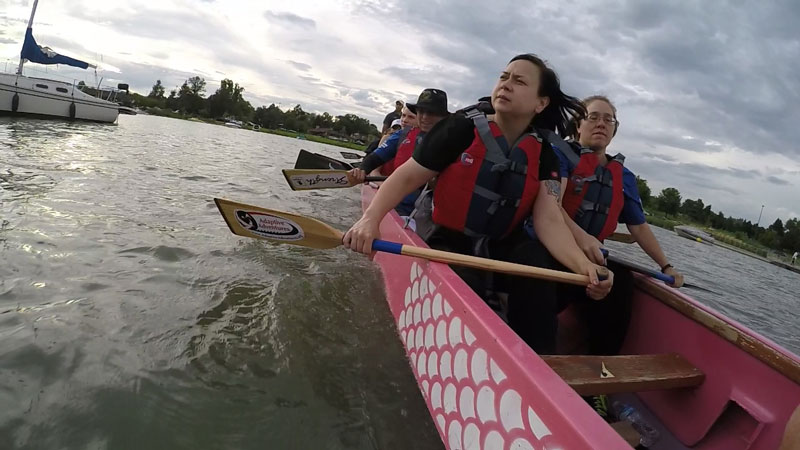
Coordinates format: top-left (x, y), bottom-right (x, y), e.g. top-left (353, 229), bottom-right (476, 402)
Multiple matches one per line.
top-left (214, 198), bottom-right (602, 286)
top-left (340, 151), bottom-right (363, 160)
top-left (282, 169), bottom-right (387, 191)
top-left (608, 232), bottom-right (635, 244)
top-left (600, 249), bottom-right (718, 294)
top-left (294, 149), bottom-right (354, 171)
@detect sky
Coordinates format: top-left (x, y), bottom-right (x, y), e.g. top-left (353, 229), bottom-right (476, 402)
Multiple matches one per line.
top-left (1, 0), bottom-right (798, 225)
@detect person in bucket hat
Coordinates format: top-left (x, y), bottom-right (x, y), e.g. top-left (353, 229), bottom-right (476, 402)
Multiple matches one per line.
top-left (406, 88), bottom-right (449, 116)
top-left (347, 88), bottom-right (450, 215)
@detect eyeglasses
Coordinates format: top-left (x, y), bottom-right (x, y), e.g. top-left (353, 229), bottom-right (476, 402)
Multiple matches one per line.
top-left (586, 113), bottom-right (618, 126)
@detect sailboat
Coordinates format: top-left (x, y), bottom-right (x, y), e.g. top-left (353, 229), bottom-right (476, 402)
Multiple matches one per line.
top-left (0, 0), bottom-right (121, 123)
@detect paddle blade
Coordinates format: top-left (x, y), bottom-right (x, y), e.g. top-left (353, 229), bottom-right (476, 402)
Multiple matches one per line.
top-left (282, 169), bottom-right (359, 190)
top-left (294, 149), bottom-right (352, 170)
top-left (214, 198), bottom-right (344, 249)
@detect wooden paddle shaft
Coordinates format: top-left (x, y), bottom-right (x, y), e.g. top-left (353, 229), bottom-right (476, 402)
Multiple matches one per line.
top-left (398, 245), bottom-right (598, 286)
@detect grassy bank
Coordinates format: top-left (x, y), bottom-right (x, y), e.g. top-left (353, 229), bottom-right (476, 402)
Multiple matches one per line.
top-left (263, 129), bottom-right (367, 151)
top-left (644, 210), bottom-right (770, 258)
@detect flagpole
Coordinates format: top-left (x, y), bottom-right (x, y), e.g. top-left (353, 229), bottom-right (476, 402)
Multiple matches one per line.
top-left (17, 0), bottom-right (40, 75)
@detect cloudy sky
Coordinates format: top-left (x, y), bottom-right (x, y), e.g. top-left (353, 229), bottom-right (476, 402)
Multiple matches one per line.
top-left (1, 0), bottom-right (798, 225)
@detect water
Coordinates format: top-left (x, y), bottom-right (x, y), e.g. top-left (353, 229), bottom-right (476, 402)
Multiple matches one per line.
top-left (1, 115), bottom-right (798, 450)
top-left (0, 115), bottom-right (441, 450)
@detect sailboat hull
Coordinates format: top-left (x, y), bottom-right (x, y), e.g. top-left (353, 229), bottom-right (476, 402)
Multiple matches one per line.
top-left (0, 73), bottom-right (119, 123)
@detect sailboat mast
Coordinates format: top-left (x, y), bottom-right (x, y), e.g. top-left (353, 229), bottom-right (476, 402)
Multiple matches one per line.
top-left (17, 0), bottom-right (40, 75)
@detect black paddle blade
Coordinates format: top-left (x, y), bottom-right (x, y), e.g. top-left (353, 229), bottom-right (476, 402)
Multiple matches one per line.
top-left (294, 149), bottom-right (353, 170)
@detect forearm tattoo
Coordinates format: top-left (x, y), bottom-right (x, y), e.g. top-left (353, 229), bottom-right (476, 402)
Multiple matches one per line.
top-left (544, 180), bottom-right (561, 198)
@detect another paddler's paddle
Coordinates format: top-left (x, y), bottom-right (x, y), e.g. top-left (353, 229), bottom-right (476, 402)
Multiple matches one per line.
top-left (282, 169), bottom-right (387, 190)
top-left (340, 151), bottom-right (363, 160)
top-left (294, 149), bottom-right (354, 171)
top-left (600, 249), bottom-right (718, 293)
top-left (608, 232), bottom-right (635, 244)
top-left (214, 198), bottom-right (602, 286)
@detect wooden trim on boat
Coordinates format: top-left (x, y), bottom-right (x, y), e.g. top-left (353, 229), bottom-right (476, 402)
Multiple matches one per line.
top-left (634, 277), bottom-right (800, 384)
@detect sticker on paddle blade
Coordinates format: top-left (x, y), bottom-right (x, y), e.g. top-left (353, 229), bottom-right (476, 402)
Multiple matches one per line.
top-left (287, 172), bottom-right (350, 189)
top-left (234, 210), bottom-right (304, 241)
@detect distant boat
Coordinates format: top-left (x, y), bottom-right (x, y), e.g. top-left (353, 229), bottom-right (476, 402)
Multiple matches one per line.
top-left (223, 119), bottom-right (242, 128)
top-left (675, 225), bottom-right (716, 245)
top-left (0, 0), bottom-right (122, 123)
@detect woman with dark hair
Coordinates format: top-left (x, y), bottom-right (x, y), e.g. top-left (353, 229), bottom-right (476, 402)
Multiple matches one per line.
top-left (343, 54), bottom-right (611, 353)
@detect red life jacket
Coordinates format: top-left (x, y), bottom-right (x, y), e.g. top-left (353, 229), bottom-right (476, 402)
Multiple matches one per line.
top-left (380, 128), bottom-right (419, 176)
top-left (561, 146), bottom-right (626, 241)
top-left (432, 109), bottom-right (542, 238)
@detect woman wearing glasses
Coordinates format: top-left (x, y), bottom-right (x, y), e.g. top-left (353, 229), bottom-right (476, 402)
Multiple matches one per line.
top-left (552, 95), bottom-right (684, 355)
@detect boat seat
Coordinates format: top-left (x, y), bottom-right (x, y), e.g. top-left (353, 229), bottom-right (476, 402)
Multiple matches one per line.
top-left (541, 353), bottom-right (705, 395)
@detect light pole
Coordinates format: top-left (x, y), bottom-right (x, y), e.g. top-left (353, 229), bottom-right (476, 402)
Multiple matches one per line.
top-left (757, 204), bottom-right (765, 226)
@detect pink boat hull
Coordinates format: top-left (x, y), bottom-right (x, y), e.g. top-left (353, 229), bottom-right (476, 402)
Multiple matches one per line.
top-left (362, 185), bottom-right (800, 449)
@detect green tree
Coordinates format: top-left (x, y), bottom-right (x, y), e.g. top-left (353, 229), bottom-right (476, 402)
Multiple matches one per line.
top-left (313, 112), bottom-right (334, 129)
top-left (149, 80), bottom-right (165, 98)
top-left (207, 78), bottom-right (252, 120)
top-left (176, 77), bottom-right (206, 114)
top-left (758, 230), bottom-right (779, 248)
top-left (284, 104), bottom-right (311, 132)
top-left (635, 176), bottom-right (651, 208)
top-left (254, 104), bottom-right (285, 129)
top-left (166, 89), bottom-right (179, 111)
top-left (768, 218), bottom-right (785, 236)
top-left (187, 76), bottom-right (206, 96)
top-left (657, 187), bottom-right (682, 216)
top-left (781, 218), bottom-right (800, 252)
top-left (681, 198), bottom-right (708, 223)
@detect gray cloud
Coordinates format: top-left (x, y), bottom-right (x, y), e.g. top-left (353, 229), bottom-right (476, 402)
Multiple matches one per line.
top-left (286, 60), bottom-right (312, 71)
top-left (355, 0), bottom-right (800, 163)
top-left (766, 175), bottom-right (791, 186)
top-left (638, 152), bottom-right (678, 163)
top-left (264, 11), bottom-right (316, 29)
top-left (69, 7), bottom-right (241, 52)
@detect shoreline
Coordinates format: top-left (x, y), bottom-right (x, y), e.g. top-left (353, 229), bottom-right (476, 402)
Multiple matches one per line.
top-left (141, 109), bottom-right (369, 152)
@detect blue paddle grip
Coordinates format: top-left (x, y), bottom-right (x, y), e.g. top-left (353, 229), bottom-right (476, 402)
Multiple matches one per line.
top-left (652, 271), bottom-right (676, 284)
top-left (601, 248), bottom-right (676, 284)
top-left (372, 239), bottom-right (403, 254)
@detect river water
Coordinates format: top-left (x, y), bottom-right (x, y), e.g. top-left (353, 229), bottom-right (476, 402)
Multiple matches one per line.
top-left (1, 114), bottom-right (797, 449)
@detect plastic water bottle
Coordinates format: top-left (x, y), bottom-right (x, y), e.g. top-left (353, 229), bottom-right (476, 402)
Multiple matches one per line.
top-left (613, 401), bottom-right (660, 447)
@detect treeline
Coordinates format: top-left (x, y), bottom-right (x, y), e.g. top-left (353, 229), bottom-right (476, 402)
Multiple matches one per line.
top-left (636, 176), bottom-right (800, 253)
top-left (129, 77), bottom-right (379, 140)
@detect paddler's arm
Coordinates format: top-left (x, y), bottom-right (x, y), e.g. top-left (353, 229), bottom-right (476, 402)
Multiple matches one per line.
top-left (626, 223), bottom-right (684, 287)
top-left (343, 159), bottom-right (436, 254)
top-left (619, 168), bottom-right (684, 287)
top-left (533, 180), bottom-right (613, 298)
top-left (345, 113), bottom-right (475, 254)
